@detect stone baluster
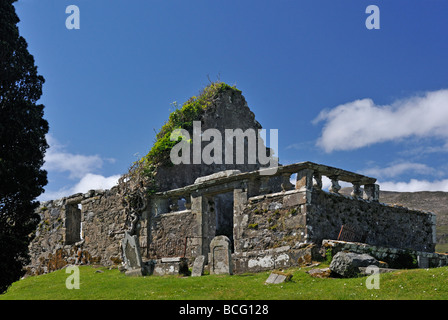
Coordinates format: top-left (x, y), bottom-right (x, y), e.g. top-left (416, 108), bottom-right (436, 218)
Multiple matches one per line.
top-left (313, 172), bottom-right (322, 190)
top-left (152, 197), bottom-right (169, 216)
top-left (363, 184), bottom-right (379, 201)
top-left (169, 197), bottom-right (179, 212)
top-left (259, 176), bottom-right (271, 194)
top-left (329, 176), bottom-right (341, 194)
top-left (281, 173), bottom-right (293, 191)
top-left (295, 168), bottom-right (314, 190)
top-left (184, 196), bottom-right (192, 210)
top-left (351, 182), bottom-right (362, 198)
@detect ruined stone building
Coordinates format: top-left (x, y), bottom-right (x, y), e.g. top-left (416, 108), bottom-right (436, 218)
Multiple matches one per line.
top-left (26, 83), bottom-right (447, 277)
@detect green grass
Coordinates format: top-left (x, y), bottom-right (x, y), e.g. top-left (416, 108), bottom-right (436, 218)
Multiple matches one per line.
top-left (2, 265), bottom-right (448, 300)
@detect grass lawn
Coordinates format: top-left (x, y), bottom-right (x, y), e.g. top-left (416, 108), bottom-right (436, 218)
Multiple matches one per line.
top-left (2, 264), bottom-right (448, 300)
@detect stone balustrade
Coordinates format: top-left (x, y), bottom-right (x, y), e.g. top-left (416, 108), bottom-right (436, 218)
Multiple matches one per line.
top-left (153, 161), bottom-right (379, 212)
top-left (287, 162), bottom-right (379, 201)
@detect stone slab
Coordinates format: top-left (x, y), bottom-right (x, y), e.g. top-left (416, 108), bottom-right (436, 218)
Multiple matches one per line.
top-left (161, 257), bottom-right (182, 263)
top-left (125, 268), bottom-right (143, 277)
top-left (191, 255), bottom-right (205, 277)
top-left (358, 267), bottom-right (398, 274)
top-left (265, 272), bottom-right (292, 284)
top-left (307, 268), bottom-right (331, 278)
top-left (417, 255), bottom-right (429, 269)
top-left (282, 192), bottom-right (306, 207)
top-left (194, 170), bottom-right (241, 184)
top-left (121, 231), bottom-right (143, 270)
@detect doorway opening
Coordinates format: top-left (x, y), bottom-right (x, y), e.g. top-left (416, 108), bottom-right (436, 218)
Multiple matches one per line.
top-left (213, 191), bottom-right (234, 252)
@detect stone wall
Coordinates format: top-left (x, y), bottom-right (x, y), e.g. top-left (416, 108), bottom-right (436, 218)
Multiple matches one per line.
top-left (146, 209), bottom-right (201, 260)
top-left (27, 188), bottom-right (126, 275)
top-left (233, 188), bottom-right (436, 255)
top-left (234, 190), bottom-right (308, 252)
top-left (230, 187), bottom-right (436, 274)
top-left (307, 189), bottom-right (436, 252)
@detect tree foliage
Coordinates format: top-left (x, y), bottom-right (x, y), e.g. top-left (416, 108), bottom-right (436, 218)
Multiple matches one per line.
top-left (0, 0), bottom-right (49, 293)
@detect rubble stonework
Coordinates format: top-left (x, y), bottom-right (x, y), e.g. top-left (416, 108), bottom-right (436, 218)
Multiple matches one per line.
top-left (27, 188), bottom-right (126, 275)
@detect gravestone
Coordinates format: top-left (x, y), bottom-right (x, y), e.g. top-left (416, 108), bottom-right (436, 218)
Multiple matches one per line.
top-left (417, 255), bottom-right (429, 268)
top-left (191, 255), bottom-right (206, 277)
top-left (209, 235), bottom-right (233, 275)
top-left (265, 271), bottom-right (293, 284)
top-left (121, 231), bottom-right (143, 276)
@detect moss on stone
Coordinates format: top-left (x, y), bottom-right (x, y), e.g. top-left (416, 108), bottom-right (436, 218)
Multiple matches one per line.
top-left (248, 223), bottom-right (259, 230)
top-left (124, 82), bottom-right (241, 195)
top-left (140, 82), bottom-right (241, 168)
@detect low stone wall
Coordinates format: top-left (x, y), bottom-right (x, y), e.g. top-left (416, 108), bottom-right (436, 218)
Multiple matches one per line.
top-left (232, 244), bottom-right (324, 274)
top-left (323, 239), bottom-right (448, 269)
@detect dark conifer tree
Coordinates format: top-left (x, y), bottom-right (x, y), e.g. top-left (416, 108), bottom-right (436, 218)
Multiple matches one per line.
top-left (0, 0), bottom-right (49, 293)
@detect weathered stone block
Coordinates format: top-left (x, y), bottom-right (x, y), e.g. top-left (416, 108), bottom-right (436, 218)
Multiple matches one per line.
top-left (417, 255), bottom-right (429, 268)
top-left (125, 268), bottom-right (144, 277)
top-left (307, 268), bottom-right (331, 278)
top-left (153, 257), bottom-right (189, 276)
top-left (194, 170), bottom-right (241, 184)
top-left (282, 192), bottom-right (306, 207)
top-left (329, 251), bottom-right (379, 278)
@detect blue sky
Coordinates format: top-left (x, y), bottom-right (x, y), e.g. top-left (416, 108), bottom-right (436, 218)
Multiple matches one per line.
top-left (13, 0), bottom-right (448, 200)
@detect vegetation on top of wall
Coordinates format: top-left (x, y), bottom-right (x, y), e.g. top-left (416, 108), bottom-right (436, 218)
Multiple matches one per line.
top-left (117, 82), bottom-right (241, 224)
top-left (140, 81), bottom-right (241, 170)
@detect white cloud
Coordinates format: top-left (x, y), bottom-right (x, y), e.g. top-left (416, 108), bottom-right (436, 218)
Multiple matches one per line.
top-left (71, 173), bottom-right (121, 194)
top-left (39, 135), bottom-right (121, 201)
top-left (379, 179), bottom-right (448, 192)
top-left (362, 162), bottom-right (439, 179)
top-left (39, 173), bottom-right (121, 201)
top-left (39, 187), bottom-right (74, 202)
top-left (44, 135), bottom-right (105, 179)
top-left (314, 89), bottom-right (448, 152)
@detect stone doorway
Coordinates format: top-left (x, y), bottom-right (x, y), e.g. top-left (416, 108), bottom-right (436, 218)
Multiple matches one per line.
top-left (214, 192), bottom-right (234, 252)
